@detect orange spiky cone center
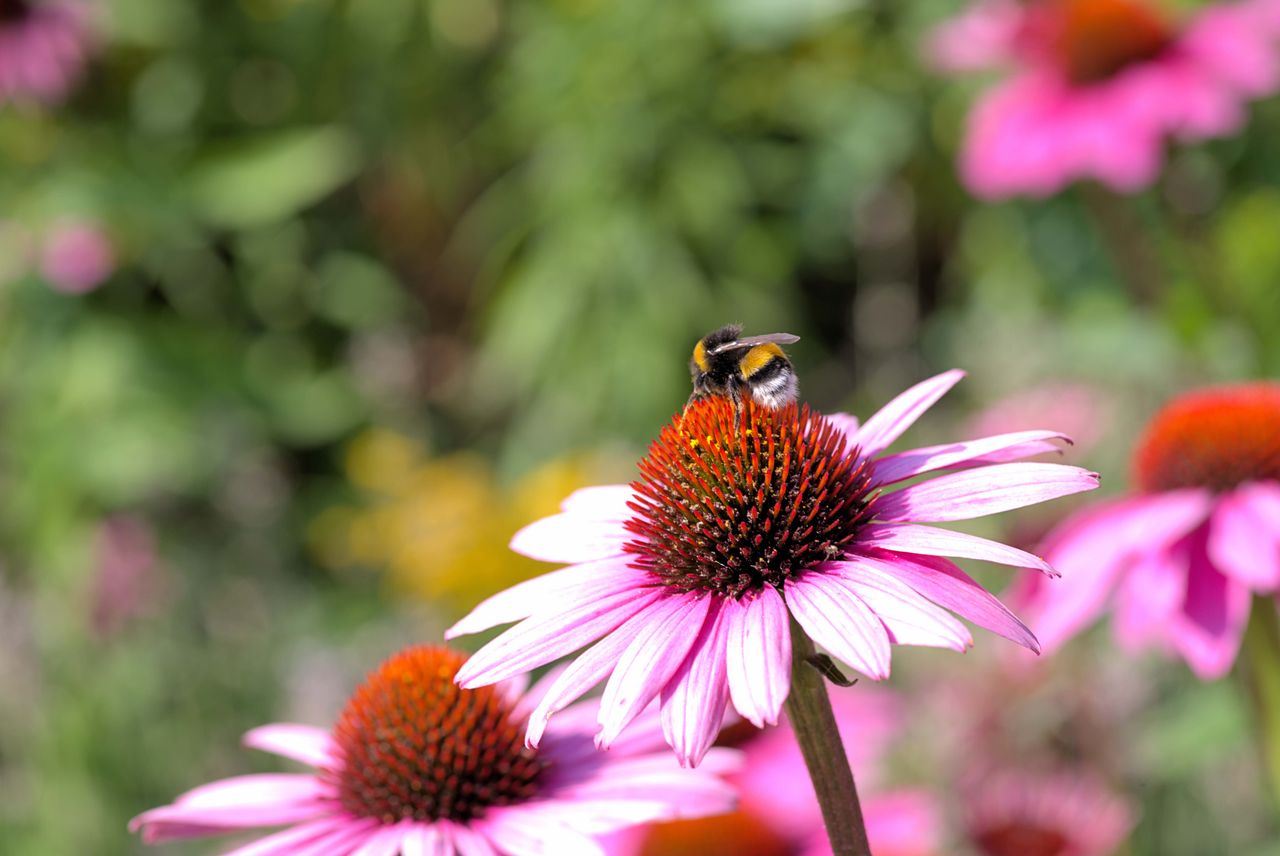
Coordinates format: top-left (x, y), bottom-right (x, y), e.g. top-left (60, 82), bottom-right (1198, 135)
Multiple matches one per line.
top-left (331, 646), bottom-right (544, 824)
top-left (1041, 0), bottom-right (1173, 83)
top-left (624, 397), bottom-right (876, 598)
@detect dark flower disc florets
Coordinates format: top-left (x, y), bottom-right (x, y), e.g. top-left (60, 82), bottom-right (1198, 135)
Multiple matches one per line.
top-left (332, 646), bottom-right (545, 824)
top-left (624, 397), bottom-right (877, 598)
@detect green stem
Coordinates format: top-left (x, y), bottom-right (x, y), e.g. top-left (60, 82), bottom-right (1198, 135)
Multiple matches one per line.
top-left (783, 619), bottom-right (872, 856)
top-left (1239, 596), bottom-right (1280, 810)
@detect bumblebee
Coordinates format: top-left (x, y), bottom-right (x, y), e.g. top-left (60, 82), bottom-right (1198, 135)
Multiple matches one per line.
top-left (687, 324), bottom-right (800, 410)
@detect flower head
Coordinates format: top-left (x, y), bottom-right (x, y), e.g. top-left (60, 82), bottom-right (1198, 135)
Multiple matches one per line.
top-left (928, 0), bottom-right (1280, 197)
top-left (449, 371), bottom-right (1099, 765)
top-left (962, 768), bottom-right (1134, 856)
top-left (130, 645), bottom-right (740, 855)
top-left (0, 1), bottom-right (94, 105)
top-left (1026, 382), bottom-right (1280, 678)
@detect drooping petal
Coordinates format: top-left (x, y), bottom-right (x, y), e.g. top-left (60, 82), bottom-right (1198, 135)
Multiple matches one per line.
top-left (1113, 549), bottom-right (1186, 651)
top-left (725, 585), bottom-right (792, 729)
top-left (661, 598), bottom-right (732, 767)
top-left (850, 370), bottom-right (965, 457)
top-left (597, 594), bottom-right (712, 748)
top-left (242, 724), bottom-right (337, 770)
top-left (351, 823), bottom-right (414, 856)
top-left (864, 551), bottom-right (1039, 652)
top-left (483, 810), bottom-right (605, 856)
top-left (827, 560), bottom-right (973, 651)
top-left (872, 430), bottom-right (1071, 485)
top-left (1173, 527), bottom-right (1253, 680)
top-left (872, 463), bottom-right (1099, 523)
top-left (401, 824), bottom-right (450, 856)
top-left (785, 575), bottom-right (892, 679)
top-left (217, 817), bottom-right (376, 856)
top-left (1207, 484), bottom-right (1280, 592)
top-left (445, 559), bottom-right (653, 639)
top-left (858, 522), bottom-right (1056, 575)
top-left (1030, 491), bottom-right (1211, 651)
top-left (448, 821), bottom-right (499, 856)
top-left (455, 588), bottom-right (664, 688)
top-left (129, 774), bottom-right (333, 841)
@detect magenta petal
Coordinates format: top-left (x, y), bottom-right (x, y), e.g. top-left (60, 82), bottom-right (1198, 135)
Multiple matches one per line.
top-left (873, 463), bottom-right (1099, 523)
top-left (863, 551), bottom-right (1039, 652)
top-left (725, 585), bottom-right (791, 729)
top-left (456, 588), bottom-right (663, 688)
top-left (1207, 484), bottom-right (1280, 592)
top-left (1173, 528), bottom-right (1253, 680)
top-left (873, 430), bottom-right (1070, 485)
top-left (829, 559), bottom-right (973, 651)
top-left (660, 599), bottom-right (732, 767)
top-left (446, 559), bottom-right (652, 639)
top-left (242, 724), bottom-right (336, 770)
top-left (785, 575), bottom-right (892, 679)
top-left (851, 370), bottom-right (965, 457)
top-left (597, 594), bottom-right (712, 747)
top-left (859, 522), bottom-right (1056, 575)
top-left (1113, 549), bottom-right (1186, 651)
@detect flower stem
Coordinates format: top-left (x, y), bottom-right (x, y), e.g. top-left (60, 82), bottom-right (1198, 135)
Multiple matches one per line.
top-left (783, 619), bottom-right (872, 856)
top-left (1239, 596), bottom-right (1280, 810)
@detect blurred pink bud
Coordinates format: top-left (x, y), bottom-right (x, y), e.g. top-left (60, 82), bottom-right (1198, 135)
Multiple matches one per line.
top-left (88, 515), bottom-right (166, 640)
top-left (40, 220), bottom-right (115, 294)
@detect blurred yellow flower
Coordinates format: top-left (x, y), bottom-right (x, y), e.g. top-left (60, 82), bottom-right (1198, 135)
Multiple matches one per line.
top-left (310, 428), bottom-right (630, 619)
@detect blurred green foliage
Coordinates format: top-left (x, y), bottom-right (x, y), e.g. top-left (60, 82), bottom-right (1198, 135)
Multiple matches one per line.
top-left (2, 0), bottom-right (1279, 853)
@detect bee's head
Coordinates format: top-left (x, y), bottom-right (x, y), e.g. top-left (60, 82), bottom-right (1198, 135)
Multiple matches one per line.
top-left (689, 325), bottom-right (799, 402)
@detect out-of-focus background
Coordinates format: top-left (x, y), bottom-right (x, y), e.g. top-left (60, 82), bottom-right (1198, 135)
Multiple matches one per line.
top-left (4, 0), bottom-right (1280, 853)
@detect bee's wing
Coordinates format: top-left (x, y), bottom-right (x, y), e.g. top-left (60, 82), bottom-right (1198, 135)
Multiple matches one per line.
top-left (708, 332), bottom-right (800, 354)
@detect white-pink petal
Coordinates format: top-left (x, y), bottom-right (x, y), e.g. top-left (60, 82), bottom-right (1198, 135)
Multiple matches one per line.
top-left (351, 823), bottom-right (413, 856)
top-left (850, 370), bottom-right (965, 457)
top-left (660, 599), bottom-right (732, 767)
top-left (219, 817), bottom-right (374, 856)
top-left (1207, 484), bottom-right (1280, 592)
top-left (828, 560), bottom-right (973, 651)
top-left (859, 522), bottom-right (1056, 575)
top-left (401, 824), bottom-right (450, 856)
top-left (242, 724), bottom-right (337, 770)
top-left (872, 430), bottom-right (1070, 485)
top-left (864, 552), bottom-right (1039, 652)
top-left (725, 585), bottom-right (792, 729)
top-left (597, 595), bottom-right (711, 748)
top-left (484, 811), bottom-right (604, 856)
top-left (455, 588), bottom-right (663, 688)
top-left (445, 559), bottom-right (651, 639)
top-left (509, 511), bottom-right (630, 564)
top-left (873, 462), bottom-right (1099, 523)
top-left (785, 575), bottom-right (892, 679)
top-left (447, 821), bottom-right (499, 856)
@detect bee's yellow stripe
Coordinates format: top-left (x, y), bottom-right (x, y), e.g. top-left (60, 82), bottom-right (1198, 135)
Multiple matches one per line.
top-left (739, 343), bottom-right (783, 378)
top-left (693, 340), bottom-right (709, 372)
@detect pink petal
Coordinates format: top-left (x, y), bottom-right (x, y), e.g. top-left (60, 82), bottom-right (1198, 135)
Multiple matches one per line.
top-left (218, 817), bottom-right (375, 856)
top-left (484, 811), bottom-right (604, 856)
top-left (725, 585), bottom-right (791, 729)
top-left (555, 751), bottom-right (740, 817)
top-left (597, 594), bottom-right (712, 747)
top-left (859, 522), bottom-right (1056, 575)
top-left (1031, 491), bottom-right (1211, 652)
top-left (660, 598), bottom-right (732, 767)
top-left (829, 559), bottom-right (973, 651)
top-left (524, 610), bottom-right (659, 748)
top-left (1207, 484), bottom-right (1280, 591)
top-left (873, 463), bottom-right (1099, 523)
top-left (509, 510), bottom-right (631, 564)
top-left (1173, 527), bottom-right (1253, 680)
top-left (242, 724), bottom-right (336, 769)
top-left (351, 823), bottom-right (414, 856)
top-left (455, 588), bottom-right (664, 688)
top-left (559, 484), bottom-right (636, 516)
top-left (402, 824), bottom-right (450, 856)
top-left (447, 821), bottom-right (498, 856)
top-left (851, 370), bottom-right (965, 457)
top-left (872, 430), bottom-right (1071, 485)
top-left (445, 559), bottom-right (652, 639)
top-left (1113, 549), bottom-right (1186, 651)
top-left (129, 774), bottom-right (333, 841)
top-left (863, 551), bottom-right (1039, 652)
top-left (785, 574), bottom-right (892, 679)
top-left (924, 0), bottom-right (1025, 72)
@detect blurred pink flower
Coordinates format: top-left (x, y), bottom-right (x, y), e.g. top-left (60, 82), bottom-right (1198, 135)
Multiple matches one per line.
top-left (1025, 383), bottom-right (1280, 679)
top-left (448, 372), bottom-right (1098, 766)
top-left (962, 768), bottom-right (1133, 856)
top-left (88, 515), bottom-right (167, 640)
top-left (928, 0), bottom-right (1280, 198)
top-left (0, 0), bottom-right (94, 105)
top-left (968, 382), bottom-right (1112, 459)
top-left (131, 645), bottom-right (740, 855)
top-left (604, 687), bottom-right (941, 856)
top-left (40, 220), bottom-right (114, 293)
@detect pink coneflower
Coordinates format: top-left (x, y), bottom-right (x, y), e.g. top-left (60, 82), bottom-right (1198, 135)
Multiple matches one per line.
top-left (928, 0), bottom-right (1280, 198)
top-left (1025, 382), bottom-right (1280, 679)
top-left (130, 645), bottom-right (740, 855)
top-left (448, 371), bottom-right (1099, 766)
top-left (39, 219), bottom-right (114, 294)
top-left (962, 769), bottom-right (1133, 856)
top-left (604, 688), bottom-right (940, 856)
top-left (0, 1), bottom-right (93, 105)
